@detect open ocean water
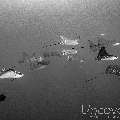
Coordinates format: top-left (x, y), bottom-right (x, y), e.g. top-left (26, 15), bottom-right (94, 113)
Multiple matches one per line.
top-left (0, 0), bottom-right (120, 119)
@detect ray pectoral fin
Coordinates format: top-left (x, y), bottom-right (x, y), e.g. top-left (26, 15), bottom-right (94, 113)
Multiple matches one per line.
top-left (30, 60), bottom-right (50, 71)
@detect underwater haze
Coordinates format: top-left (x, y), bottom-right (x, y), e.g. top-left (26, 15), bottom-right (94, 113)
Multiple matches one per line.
top-left (0, 0), bottom-right (120, 119)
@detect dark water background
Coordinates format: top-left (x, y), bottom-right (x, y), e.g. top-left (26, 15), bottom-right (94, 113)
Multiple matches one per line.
top-left (0, 0), bottom-right (120, 119)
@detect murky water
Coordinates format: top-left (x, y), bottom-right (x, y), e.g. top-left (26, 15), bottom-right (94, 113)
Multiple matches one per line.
top-left (0, 0), bottom-right (120, 120)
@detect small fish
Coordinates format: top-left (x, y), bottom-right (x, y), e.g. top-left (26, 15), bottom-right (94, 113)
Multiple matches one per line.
top-left (42, 34), bottom-right (80, 48)
top-left (29, 59), bottom-right (50, 72)
top-left (18, 52), bottom-right (50, 71)
top-left (112, 42), bottom-right (120, 46)
top-left (61, 49), bottom-right (78, 56)
top-left (18, 52), bottom-right (40, 64)
top-left (0, 67), bottom-right (24, 81)
top-left (18, 52), bottom-right (43, 65)
top-left (59, 35), bottom-right (80, 46)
